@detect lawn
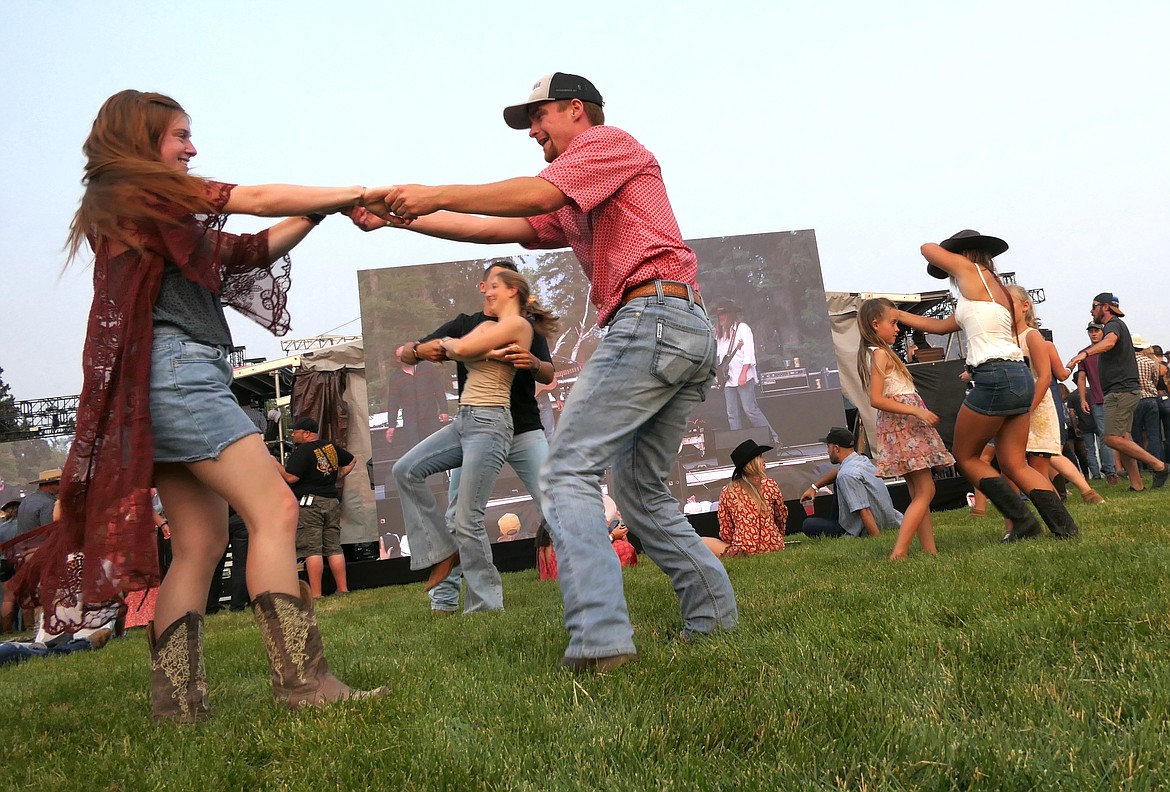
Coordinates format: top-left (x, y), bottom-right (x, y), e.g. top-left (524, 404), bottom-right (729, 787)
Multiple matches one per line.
top-left (3, 480), bottom-right (1169, 791)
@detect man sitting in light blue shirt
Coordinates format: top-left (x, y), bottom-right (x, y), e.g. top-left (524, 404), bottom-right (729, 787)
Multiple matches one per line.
top-left (795, 427), bottom-right (903, 538)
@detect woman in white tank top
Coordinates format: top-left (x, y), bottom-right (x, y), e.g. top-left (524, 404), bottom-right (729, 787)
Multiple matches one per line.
top-left (895, 230), bottom-right (1080, 542)
top-left (392, 269), bottom-right (559, 613)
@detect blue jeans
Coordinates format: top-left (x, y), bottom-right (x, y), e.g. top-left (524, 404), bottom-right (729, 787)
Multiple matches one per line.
top-left (393, 405), bottom-right (512, 613)
top-left (0, 637), bottom-right (94, 666)
top-left (540, 295), bottom-right (738, 661)
top-left (429, 429), bottom-right (549, 612)
top-left (1084, 402), bottom-right (1116, 476)
top-left (1160, 395), bottom-right (1170, 463)
top-left (794, 492), bottom-right (849, 538)
top-left (1133, 397), bottom-right (1163, 463)
top-left (723, 380), bottom-right (778, 440)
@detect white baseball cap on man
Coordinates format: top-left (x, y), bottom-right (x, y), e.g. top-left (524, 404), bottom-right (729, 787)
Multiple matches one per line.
top-left (502, 72), bottom-right (604, 130)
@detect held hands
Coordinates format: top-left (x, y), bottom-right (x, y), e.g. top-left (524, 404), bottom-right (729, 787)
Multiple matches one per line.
top-left (384, 184), bottom-right (443, 221)
top-left (1066, 353), bottom-right (1086, 370)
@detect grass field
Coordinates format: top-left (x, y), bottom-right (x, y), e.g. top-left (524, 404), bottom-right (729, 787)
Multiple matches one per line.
top-left (3, 479), bottom-right (1169, 791)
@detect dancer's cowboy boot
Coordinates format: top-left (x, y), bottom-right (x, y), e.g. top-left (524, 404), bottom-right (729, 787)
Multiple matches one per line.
top-left (252, 581), bottom-right (386, 709)
top-left (978, 477), bottom-right (1042, 542)
top-left (1028, 489), bottom-right (1081, 539)
top-left (147, 611), bottom-right (211, 724)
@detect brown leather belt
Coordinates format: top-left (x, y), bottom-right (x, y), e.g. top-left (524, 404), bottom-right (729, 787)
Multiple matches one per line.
top-left (620, 280), bottom-right (703, 308)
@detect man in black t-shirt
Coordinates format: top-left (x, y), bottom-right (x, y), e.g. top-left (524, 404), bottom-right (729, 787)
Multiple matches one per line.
top-left (278, 417), bottom-right (357, 597)
top-left (397, 260), bottom-right (554, 614)
top-left (1067, 292), bottom-right (1168, 491)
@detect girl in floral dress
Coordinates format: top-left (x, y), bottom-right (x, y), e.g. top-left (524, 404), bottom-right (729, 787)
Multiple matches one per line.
top-left (857, 298), bottom-right (955, 560)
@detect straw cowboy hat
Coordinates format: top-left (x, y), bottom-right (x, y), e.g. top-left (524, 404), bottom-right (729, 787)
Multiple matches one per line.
top-left (30, 468), bottom-right (63, 485)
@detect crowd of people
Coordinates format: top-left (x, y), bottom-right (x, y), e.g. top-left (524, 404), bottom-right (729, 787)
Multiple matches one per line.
top-left (3, 72), bottom-right (1167, 725)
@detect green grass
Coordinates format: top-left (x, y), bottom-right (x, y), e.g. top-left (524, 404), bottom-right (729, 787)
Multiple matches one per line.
top-left (4, 480), bottom-right (1170, 790)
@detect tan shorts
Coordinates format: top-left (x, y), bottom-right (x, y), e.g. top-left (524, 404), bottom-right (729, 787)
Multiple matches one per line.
top-left (295, 497), bottom-right (343, 558)
top-left (1103, 391), bottom-right (1140, 437)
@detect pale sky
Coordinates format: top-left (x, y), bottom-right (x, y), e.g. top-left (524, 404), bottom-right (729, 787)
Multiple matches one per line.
top-left (2, 1), bottom-right (1168, 400)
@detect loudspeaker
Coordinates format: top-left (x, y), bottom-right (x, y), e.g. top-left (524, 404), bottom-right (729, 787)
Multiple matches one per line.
top-left (709, 427), bottom-right (774, 455)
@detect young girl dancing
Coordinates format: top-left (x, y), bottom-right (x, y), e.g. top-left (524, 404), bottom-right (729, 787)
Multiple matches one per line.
top-left (857, 298), bottom-right (955, 560)
top-left (14, 90), bottom-right (392, 721)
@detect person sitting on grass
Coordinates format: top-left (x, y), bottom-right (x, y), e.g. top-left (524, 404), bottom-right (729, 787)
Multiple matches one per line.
top-left (795, 428), bottom-right (903, 539)
top-left (703, 439), bottom-right (787, 558)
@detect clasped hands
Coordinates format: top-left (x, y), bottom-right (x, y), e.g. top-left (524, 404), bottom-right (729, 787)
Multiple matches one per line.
top-left (347, 185), bottom-right (441, 232)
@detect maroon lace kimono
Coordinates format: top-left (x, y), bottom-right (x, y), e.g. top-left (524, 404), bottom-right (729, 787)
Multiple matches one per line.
top-left (14, 181), bottom-right (292, 631)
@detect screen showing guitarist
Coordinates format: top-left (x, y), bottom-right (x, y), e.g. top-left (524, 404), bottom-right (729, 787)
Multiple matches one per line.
top-left (714, 300), bottom-right (780, 445)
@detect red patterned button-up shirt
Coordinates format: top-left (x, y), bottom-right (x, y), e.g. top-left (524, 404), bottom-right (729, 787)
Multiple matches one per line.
top-left (525, 125), bottom-right (698, 327)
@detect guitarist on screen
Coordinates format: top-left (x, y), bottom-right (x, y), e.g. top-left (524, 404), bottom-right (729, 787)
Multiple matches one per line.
top-left (714, 300), bottom-right (780, 445)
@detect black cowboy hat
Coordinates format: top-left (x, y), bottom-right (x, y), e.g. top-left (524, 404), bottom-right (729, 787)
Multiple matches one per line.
top-left (714, 299), bottom-right (741, 314)
top-left (927, 229), bottom-right (1009, 279)
top-left (730, 439), bottom-right (772, 477)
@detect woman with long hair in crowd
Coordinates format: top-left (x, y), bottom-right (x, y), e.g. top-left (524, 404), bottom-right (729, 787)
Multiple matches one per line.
top-left (703, 439), bottom-right (788, 559)
top-left (14, 90), bottom-right (393, 721)
top-left (894, 231), bottom-right (1080, 541)
top-left (857, 297), bottom-right (955, 558)
top-left (393, 268), bottom-right (558, 613)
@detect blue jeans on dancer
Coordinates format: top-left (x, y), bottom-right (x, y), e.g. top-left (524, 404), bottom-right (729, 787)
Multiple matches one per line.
top-left (429, 428), bottom-right (548, 612)
top-left (723, 380), bottom-right (779, 444)
top-left (540, 294), bottom-right (738, 662)
top-left (1084, 402), bottom-right (1116, 478)
top-left (393, 406), bottom-right (512, 613)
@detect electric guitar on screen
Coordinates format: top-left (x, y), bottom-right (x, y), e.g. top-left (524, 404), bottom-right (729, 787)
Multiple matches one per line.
top-left (714, 339), bottom-right (743, 390)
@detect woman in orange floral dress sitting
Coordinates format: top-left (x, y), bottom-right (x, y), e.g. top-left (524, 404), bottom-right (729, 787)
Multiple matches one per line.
top-left (703, 440), bottom-right (787, 558)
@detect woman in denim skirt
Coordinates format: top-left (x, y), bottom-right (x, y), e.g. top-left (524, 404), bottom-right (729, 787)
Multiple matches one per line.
top-left (895, 230), bottom-right (1080, 542)
top-left (24, 90), bottom-right (396, 721)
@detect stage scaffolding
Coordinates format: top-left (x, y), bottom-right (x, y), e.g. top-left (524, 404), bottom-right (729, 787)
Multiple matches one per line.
top-left (1, 395), bottom-right (80, 442)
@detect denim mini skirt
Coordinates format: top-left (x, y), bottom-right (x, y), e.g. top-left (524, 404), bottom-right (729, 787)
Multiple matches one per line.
top-left (150, 330), bottom-right (260, 463)
top-left (964, 359), bottom-right (1035, 417)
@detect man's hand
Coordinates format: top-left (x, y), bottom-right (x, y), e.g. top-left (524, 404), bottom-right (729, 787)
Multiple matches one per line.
top-left (347, 206), bottom-right (406, 232)
top-left (386, 184), bottom-right (444, 221)
top-left (1066, 352), bottom-right (1086, 370)
top-left (501, 344), bottom-right (537, 372)
top-left (414, 339), bottom-right (447, 363)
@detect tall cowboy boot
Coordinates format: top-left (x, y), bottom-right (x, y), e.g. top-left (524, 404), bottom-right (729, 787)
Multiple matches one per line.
top-left (252, 581), bottom-right (386, 709)
top-left (978, 477), bottom-right (1042, 542)
top-left (1028, 489), bottom-right (1081, 539)
top-left (147, 611), bottom-right (211, 724)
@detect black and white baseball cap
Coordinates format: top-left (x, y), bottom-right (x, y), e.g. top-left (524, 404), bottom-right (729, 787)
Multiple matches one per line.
top-left (502, 72), bottom-right (604, 129)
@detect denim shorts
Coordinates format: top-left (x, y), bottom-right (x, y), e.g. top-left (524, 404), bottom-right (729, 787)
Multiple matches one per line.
top-left (150, 331), bottom-right (260, 462)
top-left (964, 359), bottom-right (1034, 417)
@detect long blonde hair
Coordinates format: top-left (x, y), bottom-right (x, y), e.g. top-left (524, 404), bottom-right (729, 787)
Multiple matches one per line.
top-left (1004, 284), bottom-right (1035, 333)
top-left (731, 455), bottom-right (770, 516)
top-left (67, 90), bottom-right (219, 263)
top-left (856, 298), bottom-right (912, 391)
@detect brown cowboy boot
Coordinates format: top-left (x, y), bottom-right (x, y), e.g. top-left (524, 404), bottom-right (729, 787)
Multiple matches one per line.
top-left (252, 581), bottom-right (386, 709)
top-left (147, 611), bottom-right (211, 724)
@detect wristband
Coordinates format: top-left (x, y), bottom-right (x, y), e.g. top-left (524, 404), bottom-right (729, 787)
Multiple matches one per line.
top-left (306, 213), bottom-right (326, 226)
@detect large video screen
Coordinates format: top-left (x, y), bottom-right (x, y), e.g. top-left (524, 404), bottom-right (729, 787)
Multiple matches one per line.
top-left (357, 230), bottom-right (844, 559)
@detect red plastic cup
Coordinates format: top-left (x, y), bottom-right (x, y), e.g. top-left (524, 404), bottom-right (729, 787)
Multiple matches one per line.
top-left (802, 499), bottom-right (815, 516)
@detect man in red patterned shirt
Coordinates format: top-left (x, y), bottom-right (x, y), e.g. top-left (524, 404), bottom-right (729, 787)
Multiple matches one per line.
top-left (358, 73), bottom-right (738, 672)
